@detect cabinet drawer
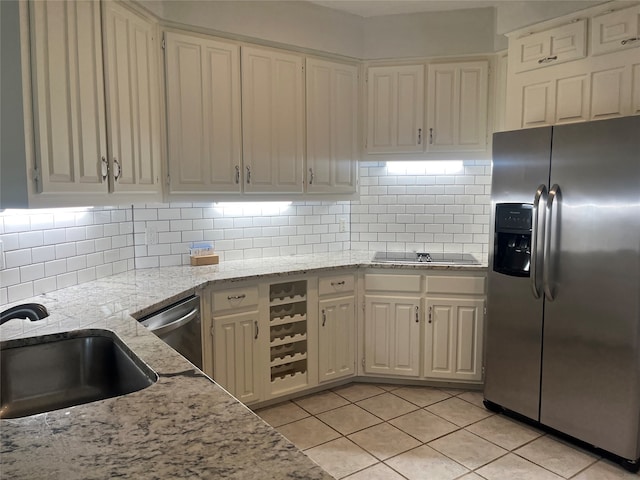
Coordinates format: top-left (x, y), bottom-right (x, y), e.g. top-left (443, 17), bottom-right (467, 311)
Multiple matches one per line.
top-left (319, 274), bottom-right (355, 296)
top-left (213, 286), bottom-right (259, 312)
top-left (591, 5), bottom-right (640, 56)
top-left (426, 276), bottom-right (485, 295)
top-left (365, 274), bottom-right (421, 293)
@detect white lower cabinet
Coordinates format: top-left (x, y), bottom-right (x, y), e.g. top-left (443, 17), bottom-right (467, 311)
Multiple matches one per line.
top-left (364, 295), bottom-right (421, 377)
top-left (212, 309), bottom-right (262, 404)
top-left (318, 294), bottom-right (356, 383)
top-left (424, 297), bottom-right (485, 382)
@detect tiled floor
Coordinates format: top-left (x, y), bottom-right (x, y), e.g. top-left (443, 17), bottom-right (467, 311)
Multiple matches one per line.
top-left (254, 384), bottom-right (640, 480)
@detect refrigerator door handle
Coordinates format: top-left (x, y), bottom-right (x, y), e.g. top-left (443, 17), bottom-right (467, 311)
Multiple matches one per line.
top-left (531, 184), bottom-right (547, 299)
top-left (543, 184), bottom-right (560, 301)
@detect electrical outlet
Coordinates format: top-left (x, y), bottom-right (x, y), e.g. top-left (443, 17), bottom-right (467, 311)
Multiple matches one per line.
top-left (339, 217), bottom-right (347, 233)
top-left (145, 225), bottom-right (158, 245)
top-left (0, 240), bottom-right (4, 270)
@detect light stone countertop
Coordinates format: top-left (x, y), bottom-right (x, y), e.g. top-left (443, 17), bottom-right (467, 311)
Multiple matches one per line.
top-left (0, 251), bottom-right (486, 479)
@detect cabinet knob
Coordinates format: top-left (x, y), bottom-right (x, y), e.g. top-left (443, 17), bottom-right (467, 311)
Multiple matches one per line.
top-left (113, 158), bottom-right (122, 181)
top-left (415, 306), bottom-right (419, 323)
top-left (309, 168), bottom-right (314, 185)
top-left (621, 37), bottom-right (639, 46)
top-left (429, 128), bottom-right (433, 144)
top-left (322, 309), bottom-right (326, 327)
top-left (101, 156), bottom-right (108, 181)
top-left (246, 166), bottom-right (251, 184)
top-left (428, 305), bottom-right (432, 324)
top-left (254, 320), bottom-right (259, 340)
top-left (418, 128), bottom-right (422, 145)
top-left (235, 165), bottom-right (240, 184)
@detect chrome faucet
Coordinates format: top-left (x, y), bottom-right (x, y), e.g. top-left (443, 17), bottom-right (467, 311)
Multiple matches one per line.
top-left (0, 303), bottom-right (49, 325)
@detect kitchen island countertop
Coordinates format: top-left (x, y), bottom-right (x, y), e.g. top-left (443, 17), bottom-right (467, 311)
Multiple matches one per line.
top-left (0, 251), bottom-right (485, 479)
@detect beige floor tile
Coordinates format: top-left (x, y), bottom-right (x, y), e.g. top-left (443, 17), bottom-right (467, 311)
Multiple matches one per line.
top-left (429, 429), bottom-right (507, 469)
top-left (515, 435), bottom-right (599, 478)
top-left (426, 397), bottom-right (492, 427)
top-left (386, 444), bottom-right (469, 480)
top-left (392, 386), bottom-right (451, 407)
top-left (572, 459), bottom-right (640, 480)
top-left (343, 462), bottom-right (406, 480)
top-left (293, 390), bottom-right (350, 415)
top-left (465, 415), bottom-right (543, 451)
top-left (276, 416), bottom-right (341, 450)
top-left (356, 392), bottom-right (418, 420)
top-left (317, 404), bottom-right (382, 435)
top-left (305, 437), bottom-right (377, 479)
top-left (476, 453), bottom-right (564, 480)
top-left (333, 383), bottom-right (386, 402)
top-left (458, 474), bottom-right (484, 480)
top-left (389, 409), bottom-right (458, 443)
top-left (348, 423), bottom-right (420, 460)
top-left (374, 383), bottom-right (402, 391)
top-left (255, 401), bottom-right (309, 427)
top-left (457, 390), bottom-right (485, 409)
top-left (439, 387), bottom-right (468, 396)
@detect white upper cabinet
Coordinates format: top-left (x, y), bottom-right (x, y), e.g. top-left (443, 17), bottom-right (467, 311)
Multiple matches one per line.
top-left (306, 58), bottom-right (358, 194)
top-left (366, 64), bottom-right (425, 154)
top-left (29, 0), bottom-right (108, 194)
top-left (164, 32), bottom-right (242, 194)
top-left (103, 1), bottom-right (162, 196)
top-left (506, 4), bottom-right (640, 131)
top-left (241, 46), bottom-right (305, 193)
top-left (591, 5), bottom-right (640, 56)
top-left (511, 20), bottom-right (587, 73)
top-left (426, 61), bottom-right (488, 153)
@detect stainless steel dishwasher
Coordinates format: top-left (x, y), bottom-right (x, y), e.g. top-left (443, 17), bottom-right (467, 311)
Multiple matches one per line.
top-left (139, 295), bottom-right (202, 369)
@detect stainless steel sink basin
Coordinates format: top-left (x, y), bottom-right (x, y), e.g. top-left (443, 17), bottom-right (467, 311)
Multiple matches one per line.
top-left (372, 251), bottom-right (480, 265)
top-left (0, 329), bottom-right (158, 419)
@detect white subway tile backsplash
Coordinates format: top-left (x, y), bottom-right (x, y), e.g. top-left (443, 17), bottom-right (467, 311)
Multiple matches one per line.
top-left (5, 249), bottom-right (32, 269)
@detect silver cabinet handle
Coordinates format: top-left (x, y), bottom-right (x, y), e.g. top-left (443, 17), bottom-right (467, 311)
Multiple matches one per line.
top-left (235, 165), bottom-right (240, 184)
top-left (531, 184), bottom-right (547, 299)
top-left (429, 128), bottom-right (433, 144)
top-left (227, 294), bottom-right (246, 300)
top-left (113, 158), bottom-right (122, 181)
top-left (415, 306), bottom-right (419, 323)
top-left (538, 55), bottom-right (558, 64)
top-left (254, 320), bottom-right (259, 340)
top-left (330, 281), bottom-right (345, 287)
top-left (543, 184), bottom-right (560, 301)
top-left (308, 168), bottom-right (314, 185)
top-left (322, 309), bottom-right (326, 327)
top-left (246, 166), bottom-right (251, 184)
top-left (621, 37), bottom-right (639, 45)
top-left (428, 305), bottom-right (432, 324)
top-left (101, 156), bottom-right (108, 181)
top-left (417, 128), bottom-right (422, 145)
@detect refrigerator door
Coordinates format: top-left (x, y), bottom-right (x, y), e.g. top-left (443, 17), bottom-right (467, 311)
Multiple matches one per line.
top-left (485, 126), bottom-right (551, 420)
top-left (541, 116), bottom-right (640, 460)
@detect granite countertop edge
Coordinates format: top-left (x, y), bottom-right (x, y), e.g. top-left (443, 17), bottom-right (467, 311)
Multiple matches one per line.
top-left (0, 251), bottom-right (486, 479)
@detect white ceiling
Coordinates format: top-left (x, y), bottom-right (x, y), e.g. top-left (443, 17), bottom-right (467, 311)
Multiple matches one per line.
top-left (307, 0), bottom-right (505, 17)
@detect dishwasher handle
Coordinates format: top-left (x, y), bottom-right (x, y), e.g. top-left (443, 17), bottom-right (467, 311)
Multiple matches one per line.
top-left (142, 308), bottom-right (199, 336)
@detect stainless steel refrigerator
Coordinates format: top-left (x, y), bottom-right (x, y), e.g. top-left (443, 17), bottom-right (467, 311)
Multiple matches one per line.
top-left (484, 115), bottom-right (640, 469)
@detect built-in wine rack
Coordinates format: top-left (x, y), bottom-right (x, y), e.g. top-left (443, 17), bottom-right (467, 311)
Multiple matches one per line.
top-left (269, 280), bottom-right (308, 392)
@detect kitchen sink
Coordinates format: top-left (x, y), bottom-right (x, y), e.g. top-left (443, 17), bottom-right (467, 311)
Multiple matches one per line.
top-left (0, 329), bottom-right (158, 419)
top-left (372, 251), bottom-right (480, 265)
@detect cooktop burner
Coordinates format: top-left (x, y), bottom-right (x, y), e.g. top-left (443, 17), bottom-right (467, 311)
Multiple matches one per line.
top-left (372, 252), bottom-right (480, 265)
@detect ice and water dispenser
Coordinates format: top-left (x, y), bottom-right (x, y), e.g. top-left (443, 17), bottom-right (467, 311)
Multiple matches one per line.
top-left (493, 204), bottom-right (533, 277)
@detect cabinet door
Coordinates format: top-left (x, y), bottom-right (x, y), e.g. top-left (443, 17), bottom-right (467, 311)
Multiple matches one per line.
top-left (426, 61), bottom-right (488, 152)
top-left (242, 46), bottom-right (304, 193)
top-left (318, 296), bottom-right (355, 383)
top-left (306, 58), bottom-right (358, 194)
top-left (103, 1), bottom-right (161, 195)
top-left (424, 297), bottom-right (484, 382)
top-left (364, 295), bottom-right (420, 377)
top-left (29, 0), bottom-right (108, 193)
top-left (366, 65), bottom-right (424, 153)
top-left (591, 5), bottom-right (640, 56)
top-left (213, 310), bottom-right (262, 404)
top-left (164, 32), bottom-right (242, 194)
